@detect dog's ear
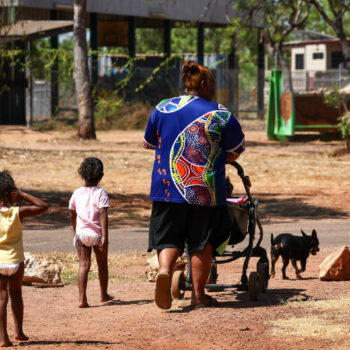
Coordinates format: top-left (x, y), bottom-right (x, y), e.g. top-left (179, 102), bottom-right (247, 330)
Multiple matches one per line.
top-left (301, 229), bottom-right (307, 237)
top-left (312, 229), bottom-right (317, 238)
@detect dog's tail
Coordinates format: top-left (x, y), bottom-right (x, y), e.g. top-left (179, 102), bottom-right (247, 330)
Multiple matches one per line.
top-left (271, 233), bottom-right (275, 246)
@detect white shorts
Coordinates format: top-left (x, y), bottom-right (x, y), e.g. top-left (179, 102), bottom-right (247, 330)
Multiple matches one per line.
top-left (0, 263), bottom-right (20, 276)
top-left (74, 232), bottom-right (101, 247)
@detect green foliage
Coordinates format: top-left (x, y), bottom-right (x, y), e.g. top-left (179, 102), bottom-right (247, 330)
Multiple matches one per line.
top-left (323, 87), bottom-right (344, 109)
top-left (307, 0), bottom-right (350, 36)
top-left (338, 113), bottom-right (350, 149)
top-left (324, 87), bottom-right (350, 149)
top-left (95, 92), bottom-right (123, 129)
top-left (136, 28), bottom-right (163, 54)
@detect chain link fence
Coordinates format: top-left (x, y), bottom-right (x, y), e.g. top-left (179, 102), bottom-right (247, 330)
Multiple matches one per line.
top-left (291, 67), bottom-right (350, 93)
top-left (28, 53), bottom-right (260, 121)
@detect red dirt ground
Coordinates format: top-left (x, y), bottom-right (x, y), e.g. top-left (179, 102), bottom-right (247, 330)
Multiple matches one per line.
top-left (1, 125), bottom-right (350, 349)
top-left (1, 249), bottom-right (348, 350)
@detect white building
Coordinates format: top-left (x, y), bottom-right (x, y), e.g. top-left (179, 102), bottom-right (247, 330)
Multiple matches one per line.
top-left (284, 39), bottom-right (350, 91)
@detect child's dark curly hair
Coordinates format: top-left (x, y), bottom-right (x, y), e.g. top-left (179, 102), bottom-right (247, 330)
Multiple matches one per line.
top-left (78, 158), bottom-right (104, 186)
top-left (0, 170), bottom-right (16, 205)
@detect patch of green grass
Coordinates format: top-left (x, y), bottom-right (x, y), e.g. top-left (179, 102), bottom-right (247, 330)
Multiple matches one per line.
top-left (57, 252), bottom-right (150, 285)
top-left (61, 270), bottom-right (147, 285)
top-left (110, 274), bottom-right (147, 282)
top-left (61, 270), bottom-right (78, 284)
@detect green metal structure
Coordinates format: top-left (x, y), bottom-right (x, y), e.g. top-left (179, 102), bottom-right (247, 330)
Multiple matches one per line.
top-left (266, 70), bottom-right (339, 141)
top-left (266, 70), bottom-right (294, 141)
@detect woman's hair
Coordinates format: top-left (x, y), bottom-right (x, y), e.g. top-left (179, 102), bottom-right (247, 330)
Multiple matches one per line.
top-left (78, 158), bottom-right (104, 186)
top-left (182, 60), bottom-right (213, 93)
top-left (0, 170), bottom-right (16, 205)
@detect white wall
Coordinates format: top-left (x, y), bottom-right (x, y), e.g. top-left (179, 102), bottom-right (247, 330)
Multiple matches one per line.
top-left (305, 44), bottom-right (327, 72)
top-left (291, 44), bottom-right (327, 75)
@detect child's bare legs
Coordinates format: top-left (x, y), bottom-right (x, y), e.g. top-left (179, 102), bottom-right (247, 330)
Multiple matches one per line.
top-left (0, 275), bottom-right (11, 347)
top-left (76, 241), bottom-right (92, 308)
top-left (93, 246), bottom-right (113, 302)
top-left (9, 263), bottom-right (27, 342)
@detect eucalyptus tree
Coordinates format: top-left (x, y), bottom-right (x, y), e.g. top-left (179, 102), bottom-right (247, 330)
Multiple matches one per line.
top-left (74, 0), bottom-right (96, 139)
top-left (307, 0), bottom-right (350, 72)
top-left (234, 0), bottom-right (310, 94)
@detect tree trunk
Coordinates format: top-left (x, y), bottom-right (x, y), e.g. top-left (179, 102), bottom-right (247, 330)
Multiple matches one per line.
top-left (277, 47), bottom-right (294, 94)
top-left (335, 26), bottom-right (350, 73)
top-left (74, 0), bottom-right (96, 139)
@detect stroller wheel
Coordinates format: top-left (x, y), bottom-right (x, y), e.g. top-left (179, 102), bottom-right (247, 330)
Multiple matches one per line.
top-left (257, 262), bottom-right (269, 293)
top-left (248, 271), bottom-right (261, 301)
top-left (171, 270), bottom-right (185, 299)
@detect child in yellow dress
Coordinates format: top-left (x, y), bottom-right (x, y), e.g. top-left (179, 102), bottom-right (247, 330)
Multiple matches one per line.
top-left (0, 170), bottom-right (48, 347)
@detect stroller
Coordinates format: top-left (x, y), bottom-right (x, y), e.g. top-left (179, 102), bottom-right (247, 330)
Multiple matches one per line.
top-left (171, 162), bottom-right (269, 301)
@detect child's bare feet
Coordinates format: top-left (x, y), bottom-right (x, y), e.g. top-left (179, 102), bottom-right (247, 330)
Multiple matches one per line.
top-left (101, 293), bottom-right (114, 302)
top-left (0, 339), bottom-right (12, 347)
top-left (15, 333), bottom-right (29, 341)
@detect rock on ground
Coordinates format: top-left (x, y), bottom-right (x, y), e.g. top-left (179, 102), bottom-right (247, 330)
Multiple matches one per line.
top-left (23, 252), bottom-right (62, 285)
top-left (319, 246), bottom-right (350, 281)
top-left (145, 254), bottom-right (187, 282)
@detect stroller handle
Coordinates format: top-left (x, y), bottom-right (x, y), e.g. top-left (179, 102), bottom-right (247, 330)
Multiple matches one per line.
top-left (230, 162), bottom-right (264, 248)
top-left (230, 161), bottom-right (253, 203)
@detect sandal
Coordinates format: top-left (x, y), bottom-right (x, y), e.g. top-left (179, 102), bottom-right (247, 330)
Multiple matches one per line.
top-left (155, 272), bottom-right (172, 310)
top-left (190, 295), bottom-right (219, 309)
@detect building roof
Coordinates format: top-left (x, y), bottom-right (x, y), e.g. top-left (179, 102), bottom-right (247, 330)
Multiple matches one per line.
top-left (7, 0), bottom-right (249, 26)
top-left (285, 38), bottom-right (350, 48)
top-left (0, 20), bottom-right (74, 41)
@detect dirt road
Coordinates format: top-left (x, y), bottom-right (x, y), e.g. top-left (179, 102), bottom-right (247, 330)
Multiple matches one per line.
top-left (1, 126), bottom-right (350, 349)
top-left (23, 218), bottom-right (349, 253)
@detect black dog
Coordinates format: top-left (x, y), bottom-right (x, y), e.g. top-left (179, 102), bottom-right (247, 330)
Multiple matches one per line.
top-left (270, 229), bottom-right (319, 279)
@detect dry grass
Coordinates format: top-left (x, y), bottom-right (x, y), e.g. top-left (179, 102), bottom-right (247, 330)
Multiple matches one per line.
top-left (268, 296), bottom-right (350, 342)
top-left (0, 121), bottom-right (349, 224)
top-left (37, 252), bottom-right (151, 285)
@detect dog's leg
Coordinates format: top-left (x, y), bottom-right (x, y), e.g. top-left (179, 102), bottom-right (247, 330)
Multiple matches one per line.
top-left (270, 246), bottom-right (279, 278)
top-left (297, 259), bottom-right (307, 277)
top-left (291, 259), bottom-right (301, 279)
top-left (281, 256), bottom-right (290, 279)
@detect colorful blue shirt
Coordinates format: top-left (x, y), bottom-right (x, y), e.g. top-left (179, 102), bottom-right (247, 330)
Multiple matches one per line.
top-left (144, 95), bottom-right (245, 206)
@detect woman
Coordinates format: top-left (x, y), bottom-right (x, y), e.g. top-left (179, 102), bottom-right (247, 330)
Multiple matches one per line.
top-left (143, 60), bottom-right (245, 309)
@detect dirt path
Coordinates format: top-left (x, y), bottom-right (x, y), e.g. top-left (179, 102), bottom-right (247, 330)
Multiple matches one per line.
top-left (1, 125), bottom-right (350, 349)
top-left (5, 248), bottom-right (350, 350)
top-left (22, 218), bottom-right (349, 254)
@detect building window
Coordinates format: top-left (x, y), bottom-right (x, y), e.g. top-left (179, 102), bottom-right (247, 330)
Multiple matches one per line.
top-left (331, 51), bottom-right (344, 69)
top-left (295, 54), bottom-right (304, 70)
top-left (313, 52), bottom-right (324, 60)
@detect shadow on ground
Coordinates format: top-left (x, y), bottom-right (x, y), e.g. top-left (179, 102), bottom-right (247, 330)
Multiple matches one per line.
top-left (21, 189), bottom-right (347, 230)
top-left (257, 193), bottom-right (348, 221)
top-left (20, 340), bottom-right (119, 346)
top-left (170, 287), bottom-right (309, 313)
top-left (22, 190), bottom-right (151, 229)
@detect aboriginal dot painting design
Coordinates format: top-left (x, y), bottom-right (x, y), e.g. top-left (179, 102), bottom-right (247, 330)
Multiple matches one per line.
top-left (170, 110), bottom-right (231, 205)
top-left (156, 95), bottom-right (198, 113)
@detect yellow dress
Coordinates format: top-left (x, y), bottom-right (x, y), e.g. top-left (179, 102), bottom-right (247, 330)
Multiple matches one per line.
top-left (0, 207), bottom-right (24, 264)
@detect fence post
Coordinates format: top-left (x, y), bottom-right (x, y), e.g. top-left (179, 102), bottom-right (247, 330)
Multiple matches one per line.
top-left (197, 22), bottom-right (204, 65)
top-left (90, 13), bottom-right (99, 103)
top-left (339, 63), bottom-right (343, 88)
top-left (50, 9), bottom-right (59, 118)
top-left (257, 29), bottom-right (265, 119)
